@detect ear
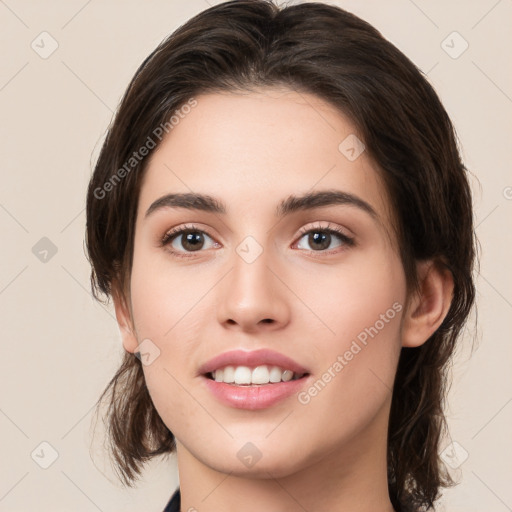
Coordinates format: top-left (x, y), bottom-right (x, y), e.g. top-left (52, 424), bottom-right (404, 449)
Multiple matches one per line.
top-left (401, 260), bottom-right (454, 348)
top-left (112, 281), bottom-right (139, 354)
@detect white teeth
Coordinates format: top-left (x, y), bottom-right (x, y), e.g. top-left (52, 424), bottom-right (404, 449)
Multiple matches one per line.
top-left (269, 366), bottom-right (282, 383)
top-left (251, 365), bottom-right (270, 384)
top-left (281, 369), bottom-right (294, 382)
top-left (222, 366), bottom-right (235, 383)
top-left (234, 366), bottom-right (252, 385)
top-left (211, 365), bottom-right (302, 385)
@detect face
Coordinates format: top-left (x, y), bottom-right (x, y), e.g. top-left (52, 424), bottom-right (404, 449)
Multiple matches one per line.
top-left (120, 88), bottom-right (408, 478)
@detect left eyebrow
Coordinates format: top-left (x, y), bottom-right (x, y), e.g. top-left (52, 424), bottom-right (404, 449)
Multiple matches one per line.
top-left (276, 190), bottom-right (377, 219)
top-left (144, 189), bottom-right (378, 220)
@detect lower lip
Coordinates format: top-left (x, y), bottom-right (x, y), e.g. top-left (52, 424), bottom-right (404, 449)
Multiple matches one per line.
top-left (202, 375), bottom-right (310, 410)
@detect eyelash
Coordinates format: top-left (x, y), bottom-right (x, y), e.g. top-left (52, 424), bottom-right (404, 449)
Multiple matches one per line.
top-left (160, 223), bottom-right (355, 259)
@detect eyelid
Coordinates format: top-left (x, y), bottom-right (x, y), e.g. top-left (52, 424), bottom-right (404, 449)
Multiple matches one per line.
top-left (296, 221), bottom-right (354, 240)
top-left (161, 223), bottom-right (212, 245)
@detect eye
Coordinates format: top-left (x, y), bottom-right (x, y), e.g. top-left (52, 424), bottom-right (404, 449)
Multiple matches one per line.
top-left (161, 224), bottom-right (218, 257)
top-left (161, 222), bottom-right (355, 258)
top-left (295, 223), bottom-right (354, 253)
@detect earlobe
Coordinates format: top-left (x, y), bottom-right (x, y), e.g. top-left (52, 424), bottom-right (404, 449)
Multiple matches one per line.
top-left (112, 283), bottom-right (139, 354)
top-left (401, 261), bottom-right (454, 348)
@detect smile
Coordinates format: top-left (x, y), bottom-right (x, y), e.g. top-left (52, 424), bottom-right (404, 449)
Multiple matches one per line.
top-left (207, 365), bottom-right (307, 385)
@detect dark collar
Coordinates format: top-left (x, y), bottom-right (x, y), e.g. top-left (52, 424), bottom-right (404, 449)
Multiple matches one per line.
top-left (162, 488), bottom-right (180, 512)
top-left (163, 487), bottom-right (411, 511)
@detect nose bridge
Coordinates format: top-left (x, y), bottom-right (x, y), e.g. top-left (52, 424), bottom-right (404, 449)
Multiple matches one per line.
top-left (217, 234), bottom-right (289, 330)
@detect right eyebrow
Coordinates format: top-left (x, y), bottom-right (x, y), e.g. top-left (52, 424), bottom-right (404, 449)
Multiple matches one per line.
top-left (145, 193), bottom-right (226, 218)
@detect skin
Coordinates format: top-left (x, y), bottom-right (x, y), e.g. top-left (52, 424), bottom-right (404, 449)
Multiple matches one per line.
top-left (114, 88), bottom-right (454, 512)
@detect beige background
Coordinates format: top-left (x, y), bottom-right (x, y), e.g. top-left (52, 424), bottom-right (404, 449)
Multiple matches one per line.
top-left (1, 0), bottom-right (511, 511)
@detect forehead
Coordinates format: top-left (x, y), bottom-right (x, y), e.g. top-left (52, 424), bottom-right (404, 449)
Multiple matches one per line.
top-left (138, 88), bottom-right (392, 227)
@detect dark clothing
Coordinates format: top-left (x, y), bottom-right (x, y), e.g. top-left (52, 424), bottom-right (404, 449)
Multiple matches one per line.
top-left (163, 487), bottom-right (412, 511)
top-left (163, 488), bottom-right (180, 512)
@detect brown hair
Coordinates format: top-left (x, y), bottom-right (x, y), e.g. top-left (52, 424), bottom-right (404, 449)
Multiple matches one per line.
top-left (85, 1), bottom-right (476, 510)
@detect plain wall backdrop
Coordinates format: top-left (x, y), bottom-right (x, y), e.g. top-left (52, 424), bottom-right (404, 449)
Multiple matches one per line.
top-left (0, 0), bottom-right (511, 511)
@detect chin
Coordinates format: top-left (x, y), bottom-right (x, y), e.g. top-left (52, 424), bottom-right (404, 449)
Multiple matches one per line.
top-left (178, 435), bottom-right (309, 478)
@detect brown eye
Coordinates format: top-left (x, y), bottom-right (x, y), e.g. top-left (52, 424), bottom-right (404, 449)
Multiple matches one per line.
top-left (296, 227), bottom-right (354, 252)
top-left (164, 230), bottom-right (210, 252)
top-left (176, 231), bottom-right (206, 252)
top-left (161, 225), bottom-right (218, 257)
top-left (306, 231), bottom-right (331, 251)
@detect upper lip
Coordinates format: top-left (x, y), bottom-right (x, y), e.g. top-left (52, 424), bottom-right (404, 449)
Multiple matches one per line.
top-left (198, 349), bottom-right (310, 376)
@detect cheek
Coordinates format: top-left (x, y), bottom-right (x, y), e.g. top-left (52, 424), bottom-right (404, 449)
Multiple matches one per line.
top-left (127, 244), bottom-right (214, 427)
top-left (129, 264), bottom-right (209, 376)
top-left (129, 240), bottom-right (209, 339)
top-left (294, 251), bottom-right (406, 433)
top-left (303, 247), bottom-right (406, 348)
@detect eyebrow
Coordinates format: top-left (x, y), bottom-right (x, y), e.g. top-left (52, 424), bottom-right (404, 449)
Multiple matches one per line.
top-left (144, 189), bottom-right (378, 220)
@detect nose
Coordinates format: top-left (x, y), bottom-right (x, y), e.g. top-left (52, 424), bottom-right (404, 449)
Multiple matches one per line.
top-left (216, 243), bottom-right (290, 333)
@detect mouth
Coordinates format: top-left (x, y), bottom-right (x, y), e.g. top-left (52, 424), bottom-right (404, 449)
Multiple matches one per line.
top-left (198, 349), bottom-right (311, 409)
top-left (201, 369), bottom-right (311, 410)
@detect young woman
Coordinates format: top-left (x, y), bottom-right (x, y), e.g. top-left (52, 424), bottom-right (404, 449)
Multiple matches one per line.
top-left (85, 1), bottom-right (476, 511)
